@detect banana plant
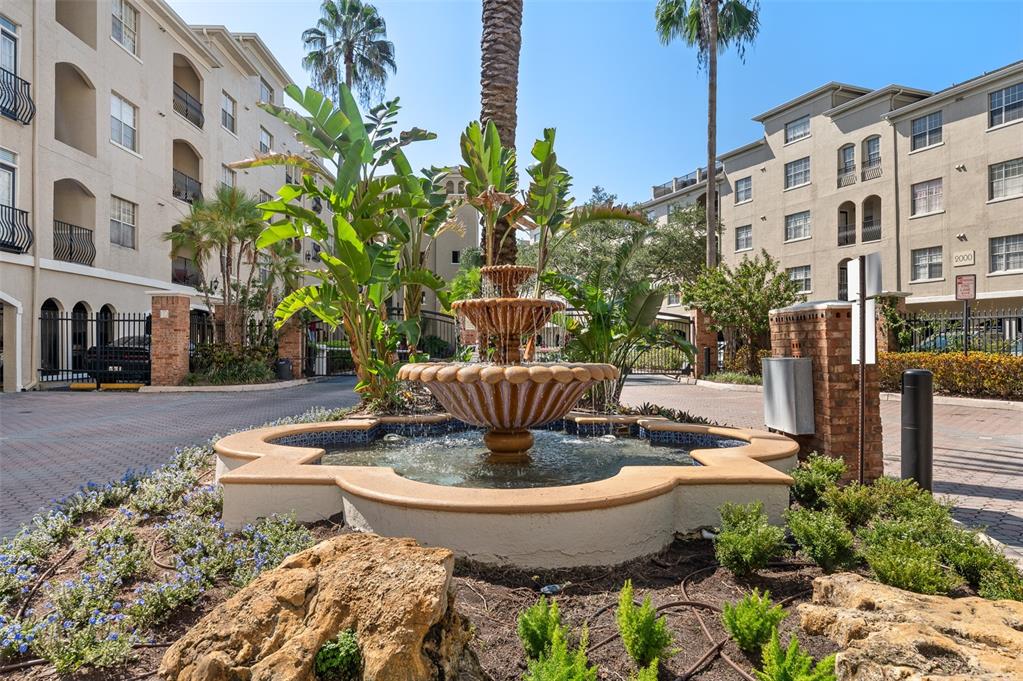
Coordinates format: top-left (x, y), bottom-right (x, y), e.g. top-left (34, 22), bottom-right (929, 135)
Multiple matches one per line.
top-left (232, 84), bottom-right (446, 406)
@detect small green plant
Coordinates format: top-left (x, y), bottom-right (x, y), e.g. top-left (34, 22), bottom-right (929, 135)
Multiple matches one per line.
top-left (978, 559), bottom-right (1023, 601)
top-left (702, 371), bottom-right (762, 385)
top-left (821, 482), bottom-right (880, 528)
top-left (866, 476), bottom-right (928, 518)
top-left (315, 629), bottom-right (361, 681)
top-left (721, 589), bottom-right (787, 655)
top-left (862, 538), bottom-right (960, 595)
top-left (630, 660), bottom-right (659, 681)
top-left (523, 627), bottom-right (597, 681)
top-left (517, 596), bottom-right (564, 661)
top-left (785, 508), bottom-right (855, 573)
top-left (616, 579), bottom-right (672, 667)
top-left (755, 630), bottom-right (836, 681)
top-left (715, 502), bottom-right (787, 578)
top-left (789, 454), bottom-right (845, 510)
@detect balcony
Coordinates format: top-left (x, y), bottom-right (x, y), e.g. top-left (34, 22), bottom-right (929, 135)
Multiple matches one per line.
top-left (0, 68), bottom-right (36, 124)
top-left (53, 220), bottom-right (96, 266)
top-left (861, 157), bottom-right (882, 181)
top-left (172, 256), bottom-right (202, 287)
top-left (172, 169), bottom-right (202, 203)
top-left (862, 218), bottom-right (881, 243)
top-left (837, 163), bottom-right (856, 188)
top-left (0, 204), bottom-right (33, 253)
top-left (838, 223), bottom-right (856, 247)
top-left (172, 83), bottom-right (203, 128)
top-left (651, 165), bottom-right (724, 198)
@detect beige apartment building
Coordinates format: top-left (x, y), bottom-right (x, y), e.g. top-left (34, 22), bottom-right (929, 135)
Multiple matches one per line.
top-left (647, 61), bottom-right (1023, 315)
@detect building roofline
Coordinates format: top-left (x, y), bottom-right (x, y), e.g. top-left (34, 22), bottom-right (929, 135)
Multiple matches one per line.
top-left (146, 0), bottom-right (222, 69)
top-left (718, 138), bottom-right (765, 162)
top-left (189, 26), bottom-right (261, 78)
top-left (823, 84), bottom-right (932, 118)
top-left (638, 177), bottom-right (719, 210)
top-left (752, 81), bottom-right (872, 122)
top-left (884, 60), bottom-right (1023, 120)
top-left (233, 33), bottom-right (295, 89)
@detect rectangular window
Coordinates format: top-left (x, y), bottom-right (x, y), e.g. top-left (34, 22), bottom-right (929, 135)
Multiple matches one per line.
top-left (911, 246), bottom-right (943, 281)
top-left (734, 176), bottom-right (752, 203)
top-left (1, 147), bottom-right (17, 209)
top-left (787, 265), bottom-right (811, 293)
top-left (911, 178), bottom-right (943, 215)
top-left (910, 111), bottom-right (942, 150)
top-left (784, 116), bottom-right (810, 143)
top-left (989, 158), bottom-right (1023, 200)
top-left (221, 91), bottom-right (236, 133)
top-left (990, 83), bottom-right (1023, 127)
top-left (451, 250), bottom-right (461, 265)
top-left (110, 196), bottom-right (137, 249)
top-left (784, 157), bottom-right (810, 188)
top-left (990, 234), bottom-right (1023, 273)
top-left (111, 0), bottom-right (138, 55)
top-left (258, 189), bottom-right (273, 203)
top-left (1, 21), bottom-right (16, 76)
top-left (735, 224), bottom-right (752, 251)
top-left (259, 78), bottom-right (273, 104)
top-left (259, 127), bottom-right (272, 154)
top-left (110, 93), bottom-right (137, 151)
top-left (667, 292), bottom-right (681, 306)
top-left (784, 211), bottom-right (811, 242)
top-left (221, 165), bottom-right (236, 189)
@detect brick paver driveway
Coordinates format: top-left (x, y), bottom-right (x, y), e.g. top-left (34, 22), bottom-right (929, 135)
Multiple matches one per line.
top-left (0, 378), bottom-right (359, 538)
top-left (622, 375), bottom-right (1023, 559)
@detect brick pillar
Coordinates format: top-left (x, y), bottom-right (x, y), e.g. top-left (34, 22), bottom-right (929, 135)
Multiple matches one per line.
top-left (875, 295), bottom-right (907, 354)
top-left (150, 293), bottom-right (191, 386)
top-left (769, 302), bottom-right (883, 482)
top-left (277, 318), bottom-right (304, 379)
top-left (691, 308), bottom-right (718, 378)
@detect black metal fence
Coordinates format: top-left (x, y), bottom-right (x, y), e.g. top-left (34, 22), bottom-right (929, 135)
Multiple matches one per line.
top-left (39, 311), bottom-right (150, 384)
top-left (897, 306), bottom-right (1023, 355)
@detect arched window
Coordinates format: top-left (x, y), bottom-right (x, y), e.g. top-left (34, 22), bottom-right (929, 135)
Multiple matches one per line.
top-left (862, 136), bottom-right (881, 180)
top-left (40, 299), bottom-right (62, 375)
top-left (861, 195), bottom-right (881, 242)
top-left (445, 180), bottom-right (455, 195)
top-left (71, 302), bottom-right (90, 370)
top-left (838, 200), bottom-right (856, 247)
top-left (837, 144), bottom-right (855, 187)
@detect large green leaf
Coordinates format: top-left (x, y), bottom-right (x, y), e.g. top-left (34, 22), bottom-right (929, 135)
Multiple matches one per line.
top-left (332, 214), bottom-right (371, 282)
top-left (256, 221), bottom-right (302, 249)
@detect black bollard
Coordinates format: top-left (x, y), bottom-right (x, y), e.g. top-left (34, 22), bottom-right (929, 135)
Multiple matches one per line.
top-left (703, 346), bottom-right (712, 377)
top-left (901, 369), bottom-right (934, 491)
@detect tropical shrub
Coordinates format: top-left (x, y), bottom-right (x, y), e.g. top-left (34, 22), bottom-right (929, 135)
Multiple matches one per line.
top-left (702, 371), bottom-right (762, 385)
top-left (861, 538), bottom-right (960, 595)
top-left (517, 596), bottom-right (563, 661)
top-left (523, 627), bottom-right (597, 681)
top-left (755, 630), bottom-right (836, 681)
top-left (315, 629), bottom-right (362, 681)
top-left (821, 483), bottom-right (880, 529)
top-left (785, 508), bottom-right (855, 573)
top-left (789, 454), bottom-right (845, 510)
top-left (630, 662), bottom-right (660, 681)
top-left (715, 502), bottom-right (787, 578)
top-left (616, 579), bottom-right (672, 668)
top-left (979, 559), bottom-right (1023, 601)
top-left (187, 342), bottom-right (276, 385)
top-left (721, 589), bottom-right (787, 654)
top-left (618, 402), bottom-right (716, 425)
top-left (878, 351), bottom-right (1023, 399)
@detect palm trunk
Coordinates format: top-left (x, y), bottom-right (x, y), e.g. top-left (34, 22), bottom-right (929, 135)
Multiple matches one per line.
top-left (705, 0), bottom-right (718, 268)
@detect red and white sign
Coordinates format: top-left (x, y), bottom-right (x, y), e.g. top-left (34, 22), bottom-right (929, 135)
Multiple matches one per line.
top-left (955, 274), bottom-right (976, 301)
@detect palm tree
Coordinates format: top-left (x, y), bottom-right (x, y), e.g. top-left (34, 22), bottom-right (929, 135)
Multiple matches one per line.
top-left (656, 0), bottom-right (760, 268)
top-left (302, 0), bottom-right (396, 106)
top-left (479, 0), bottom-right (523, 265)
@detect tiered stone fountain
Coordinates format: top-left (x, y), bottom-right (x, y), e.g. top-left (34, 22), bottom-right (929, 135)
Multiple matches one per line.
top-left (397, 265), bottom-right (619, 462)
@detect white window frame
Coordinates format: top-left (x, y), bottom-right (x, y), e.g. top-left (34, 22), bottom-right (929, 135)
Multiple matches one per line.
top-left (220, 164), bottom-right (236, 189)
top-left (110, 92), bottom-right (137, 152)
top-left (258, 189), bottom-right (273, 203)
top-left (910, 246), bottom-right (943, 282)
top-left (784, 211), bottom-right (811, 242)
top-left (784, 157), bottom-right (811, 189)
top-left (111, 0), bottom-right (139, 56)
top-left (0, 146), bottom-right (16, 209)
top-left (990, 234), bottom-right (1023, 273)
top-left (784, 116), bottom-right (810, 144)
top-left (910, 178), bottom-right (943, 216)
top-left (1, 17), bottom-right (17, 77)
top-left (989, 158), bottom-right (1023, 200)
top-left (110, 195), bottom-right (137, 249)
top-left (989, 82), bottom-right (1023, 128)
top-left (735, 224), bottom-right (752, 252)
top-left (863, 136), bottom-right (881, 167)
top-left (259, 127), bottom-right (272, 154)
top-left (221, 91), bottom-right (236, 134)
top-left (838, 144), bottom-right (855, 174)
top-left (910, 111), bottom-right (942, 151)
top-left (734, 176), bottom-right (752, 203)
top-left (787, 265), bottom-right (812, 293)
top-left (259, 78), bottom-right (273, 104)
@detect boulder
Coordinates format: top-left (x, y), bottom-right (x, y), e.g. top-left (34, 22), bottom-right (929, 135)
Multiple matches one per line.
top-left (159, 533), bottom-right (484, 681)
top-left (799, 573), bottom-right (1023, 681)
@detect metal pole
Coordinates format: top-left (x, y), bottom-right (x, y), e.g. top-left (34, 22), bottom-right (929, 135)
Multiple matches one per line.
top-left (963, 299), bottom-right (969, 357)
top-left (858, 255), bottom-right (866, 484)
top-left (901, 369), bottom-right (933, 491)
top-left (702, 346), bottom-right (711, 378)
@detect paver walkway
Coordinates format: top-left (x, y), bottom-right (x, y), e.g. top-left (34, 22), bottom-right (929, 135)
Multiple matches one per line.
top-left (0, 378), bottom-right (359, 537)
top-left (622, 375), bottom-right (1023, 560)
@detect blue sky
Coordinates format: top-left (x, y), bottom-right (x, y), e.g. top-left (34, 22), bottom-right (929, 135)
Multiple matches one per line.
top-left (171, 0), bottom-right (1023, 205)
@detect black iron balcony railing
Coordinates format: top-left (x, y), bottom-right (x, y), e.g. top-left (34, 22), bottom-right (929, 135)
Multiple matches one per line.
top-left (862, 218), bottom-right (882, 243)
top-left (53, 220), bottom-right (96, 266)
top-left (862, 157), bottom-right (882, 181)
top-left (172, 169), bottom-right (202, 203)
top-left (0, 204), bottom-right (33, 253)
top-left (838, 223), bottom-right (856, 247)
top-left (837, 163), bottom-right (856, 188)
top-left (172, 83), bottom-right (204, 128)
top-left (0, 68), bottom-right (35, 124)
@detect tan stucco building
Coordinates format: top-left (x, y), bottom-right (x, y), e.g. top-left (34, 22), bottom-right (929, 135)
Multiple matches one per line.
top-left (646, 61), bottom-right (1023, 316)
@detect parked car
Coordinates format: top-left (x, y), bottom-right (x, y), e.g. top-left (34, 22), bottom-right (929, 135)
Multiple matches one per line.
top-left (86, 335), bottom-right (151, 383)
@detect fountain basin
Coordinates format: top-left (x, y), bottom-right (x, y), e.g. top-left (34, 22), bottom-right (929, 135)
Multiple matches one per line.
top-left (214, 414), bottom-right (798, 568)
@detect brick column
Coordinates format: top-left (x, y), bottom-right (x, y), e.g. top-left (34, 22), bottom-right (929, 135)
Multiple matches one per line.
top-left (150, 294), bottom-right (191, 386)
top-left (691, 308), bottom-right (718, 378)
top-left (277, 318), bottom-right (304, 379)
top-left (875, 295), bottom-right (907, 354)
top-left (769, 302), bottom-right (883, 482)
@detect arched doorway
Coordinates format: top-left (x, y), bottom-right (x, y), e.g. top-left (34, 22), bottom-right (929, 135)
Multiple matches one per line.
top-left (40, 298), bottom-right (61, 377)
top-left (54, 62), bottom-right (96, 155)
top-left (838, 258), bottom-right (852, 301)
top-left (838, 200), bottom-right (856, 247)
top-left (71, 301), bottom-right (90, 371)
top-left (97, 304), bottom-right (116, 346)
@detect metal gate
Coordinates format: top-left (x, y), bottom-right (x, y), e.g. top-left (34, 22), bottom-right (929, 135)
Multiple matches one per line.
top-left (39, 310), bottom-right (151, 384)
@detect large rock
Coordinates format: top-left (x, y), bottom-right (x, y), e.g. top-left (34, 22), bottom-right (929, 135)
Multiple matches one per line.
top-left (159, 533), bottom-right (483, 681)
top-left (799, 573), bottom-right (1023, 680)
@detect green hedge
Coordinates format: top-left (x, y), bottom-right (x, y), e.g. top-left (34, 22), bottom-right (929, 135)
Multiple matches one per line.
top-left (878, 351), bottom-right (1023, 400)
